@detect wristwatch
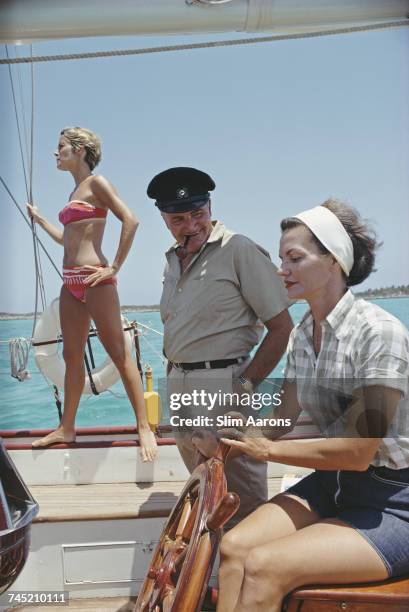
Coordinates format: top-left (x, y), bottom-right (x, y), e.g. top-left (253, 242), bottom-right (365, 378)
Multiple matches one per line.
top-left (238, 375), bottom-right (254, 393)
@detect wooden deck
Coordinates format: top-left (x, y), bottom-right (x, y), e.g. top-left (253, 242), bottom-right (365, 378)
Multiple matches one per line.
top-left (29, 477), bottom-right (284, 522)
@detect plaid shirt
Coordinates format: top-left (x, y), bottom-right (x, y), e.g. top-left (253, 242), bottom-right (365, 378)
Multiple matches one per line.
top-left (285, 290), bottom-right (409, 468)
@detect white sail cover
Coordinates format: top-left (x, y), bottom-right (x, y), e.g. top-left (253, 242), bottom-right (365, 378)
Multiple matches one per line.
top-left (1, 0), bottom-right (409, 43)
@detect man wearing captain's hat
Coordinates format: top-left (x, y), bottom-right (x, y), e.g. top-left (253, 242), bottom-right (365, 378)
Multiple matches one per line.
top-left (148, 166), bottom-right (293, 528)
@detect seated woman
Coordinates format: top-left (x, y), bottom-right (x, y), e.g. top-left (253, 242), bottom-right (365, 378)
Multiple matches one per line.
top-left (27, 126), bottom-right (156, 461)
top-left (217, 200), bottom-right (409, 611)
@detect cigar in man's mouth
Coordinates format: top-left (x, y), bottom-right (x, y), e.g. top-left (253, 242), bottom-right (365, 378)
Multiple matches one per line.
top-left (175, 235), bottom-right (191, 260)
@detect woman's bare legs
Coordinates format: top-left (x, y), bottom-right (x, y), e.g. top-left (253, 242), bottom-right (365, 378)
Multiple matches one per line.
top-left (32, 286), bottom-right (90, 447)
top-left (32, 284), bottom-right (156, 459)
top-left (217, 493), bottom-right (320, 611)
top-left (85, 284), bottom-right (157, 461)
top-left (217, 493), bottom-right (389, 612)
top-left (234, 518), bottom-right (388, 612)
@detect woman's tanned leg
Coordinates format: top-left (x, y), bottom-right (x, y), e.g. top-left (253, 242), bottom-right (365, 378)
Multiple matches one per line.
top-left (32, 286), bottom-right (90, 447)
top-left (234, 518), bottom-right (388, 612)
top-left (217, 493), bottom-right (320, 611)
top-left (85, 284), bottom-right (156, 461)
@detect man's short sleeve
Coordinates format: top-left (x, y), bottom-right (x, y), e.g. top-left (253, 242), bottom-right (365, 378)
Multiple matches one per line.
top-left (233, 235), bottom-right (291, 322)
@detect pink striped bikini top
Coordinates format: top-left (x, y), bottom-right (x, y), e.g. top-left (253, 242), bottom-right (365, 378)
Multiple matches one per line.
top-left (59, 200), bottom-right (108, 226)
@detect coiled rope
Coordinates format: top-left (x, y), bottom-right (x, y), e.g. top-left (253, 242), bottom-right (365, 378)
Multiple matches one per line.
top-left (9, 338), bottom-right (31, 381)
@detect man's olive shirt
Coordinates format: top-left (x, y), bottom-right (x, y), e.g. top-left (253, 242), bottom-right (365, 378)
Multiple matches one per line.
top-left (160, 221), bottom-right (290, 362)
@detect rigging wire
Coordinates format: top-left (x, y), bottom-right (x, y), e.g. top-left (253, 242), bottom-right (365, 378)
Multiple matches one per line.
top-left (0, 19), bottom-right (408, 65)
top-left (138, 329), bottom-right (166, 366)
top-left (136, 321), bottom-right (164, 337)
top-left (0, 176), bottom-right (62, 279)
top-left (3, 44), bottom-right (57, 382)
top-left (29, 46), bottom-right (34, 207)
top-left (6, 43), bottom-right (43, 378)
top-left (5, 45), bottom-right (29, 200)
top-left (29, 45), bottom-right (47, 307)
top-left (27, 44), bottom-right (47, 359)
top-left (16, 54), bottom-right (31, 171)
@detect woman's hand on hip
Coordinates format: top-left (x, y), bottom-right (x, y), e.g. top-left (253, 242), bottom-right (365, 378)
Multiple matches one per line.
top-left (82, 264), bottom-right (117, 286)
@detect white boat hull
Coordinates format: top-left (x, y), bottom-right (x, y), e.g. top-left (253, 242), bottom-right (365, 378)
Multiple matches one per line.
top-left (2, 430), bottom-right (312, 602)
top-left (11, 518), bottom-right (168, 599)
top-left (6, 427), bottom-right (313, 486)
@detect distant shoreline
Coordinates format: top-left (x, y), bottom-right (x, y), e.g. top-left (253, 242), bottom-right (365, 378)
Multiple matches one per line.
top-left (0, 306), bottom-right (160, 321)
top-left (359, 294), bottom-right (408, 300)
top-left (0, 294), bottom-right (407, 321)
top-left (293, 294), bottom-right (409, 305)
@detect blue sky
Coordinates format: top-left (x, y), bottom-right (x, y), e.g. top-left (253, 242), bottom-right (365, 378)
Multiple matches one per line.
top-left (1, 27), bottom-right (408, 312)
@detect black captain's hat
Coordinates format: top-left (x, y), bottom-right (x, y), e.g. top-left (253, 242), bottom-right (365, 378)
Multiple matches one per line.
top-left (147, 167), bottom-right (215, 213)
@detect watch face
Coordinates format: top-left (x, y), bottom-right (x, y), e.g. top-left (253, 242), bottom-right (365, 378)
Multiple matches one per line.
top-left (239, 377), bottom-right (254, 393)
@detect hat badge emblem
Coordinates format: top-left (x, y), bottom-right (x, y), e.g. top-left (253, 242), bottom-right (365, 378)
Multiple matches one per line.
top-left (176, 187), bottom-right (189, 199)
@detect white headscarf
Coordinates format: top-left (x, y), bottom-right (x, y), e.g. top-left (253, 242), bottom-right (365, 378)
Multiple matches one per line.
top-left (294, 206), bottom-right (354, 275)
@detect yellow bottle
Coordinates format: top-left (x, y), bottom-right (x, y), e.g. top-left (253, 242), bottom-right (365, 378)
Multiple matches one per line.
top-left (144, 366), bottom-right (162, 432)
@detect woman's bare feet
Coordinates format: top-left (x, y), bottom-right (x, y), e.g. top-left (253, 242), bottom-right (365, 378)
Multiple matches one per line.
top-left (32, 427), bottom-right (76, 448)
top-left (138, 427), bottom-right (158, 462)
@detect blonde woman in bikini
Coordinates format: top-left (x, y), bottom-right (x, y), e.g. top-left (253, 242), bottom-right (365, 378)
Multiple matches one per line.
top-left (27, 127), bottom-right (157, 461)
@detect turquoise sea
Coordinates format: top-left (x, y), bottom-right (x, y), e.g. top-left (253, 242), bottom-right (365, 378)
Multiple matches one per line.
top-left (0, 298), bottom-right (408, 431)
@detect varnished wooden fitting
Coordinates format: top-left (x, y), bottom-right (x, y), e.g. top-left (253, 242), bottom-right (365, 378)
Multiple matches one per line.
top-left (285, 574), bottom-right (409, 611)
top-left (147, 567), bottom-right (158, 580)
top-left (206, 492), bottom-right (240, 532)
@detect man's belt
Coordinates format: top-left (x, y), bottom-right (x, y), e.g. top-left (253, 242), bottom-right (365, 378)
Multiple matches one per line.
top-left (170, 356), bottom-right (248, 371)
